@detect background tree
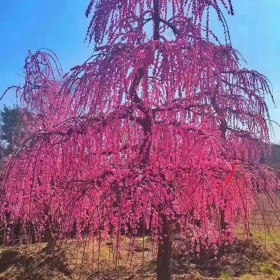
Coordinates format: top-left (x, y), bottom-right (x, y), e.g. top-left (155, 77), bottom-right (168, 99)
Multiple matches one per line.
top-left (0, 106), bottom-right (24, 160)
top-left (0, 1), bottom-right (278, 280)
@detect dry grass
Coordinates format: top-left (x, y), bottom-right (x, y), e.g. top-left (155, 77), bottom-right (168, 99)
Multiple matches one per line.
top-left (0, 230), bottom-right (279, 280)
top-left (0, 236), bottom-right (158, 280)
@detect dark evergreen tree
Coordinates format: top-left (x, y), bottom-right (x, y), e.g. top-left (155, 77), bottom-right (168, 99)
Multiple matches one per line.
top-left (0, 106), bottom-right (23, 159)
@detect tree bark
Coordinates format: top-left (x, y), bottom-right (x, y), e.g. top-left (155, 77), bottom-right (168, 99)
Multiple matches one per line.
top-left (153, 0), bottom-right (160, 40)
top-left (156, 215), bottom-right (172, 280)
top-left (44, 220), bottom-right (56, 253)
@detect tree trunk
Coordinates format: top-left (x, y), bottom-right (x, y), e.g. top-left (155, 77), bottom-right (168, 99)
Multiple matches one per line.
top-left (44, 221), bottom-right (56, 253)
top-left (156, 215), bottom-right (172, 280)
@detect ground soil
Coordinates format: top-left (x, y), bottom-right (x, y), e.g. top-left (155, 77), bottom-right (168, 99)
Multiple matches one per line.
top-left (0, 232), bottom-right (279, 280)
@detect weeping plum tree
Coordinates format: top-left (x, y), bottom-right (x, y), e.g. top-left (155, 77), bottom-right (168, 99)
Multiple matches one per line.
top-left (0, 0), bottom-right (278, 279)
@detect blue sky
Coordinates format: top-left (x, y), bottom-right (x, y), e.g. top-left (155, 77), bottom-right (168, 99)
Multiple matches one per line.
top-left (0, 1), bottom-right (279, 142)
